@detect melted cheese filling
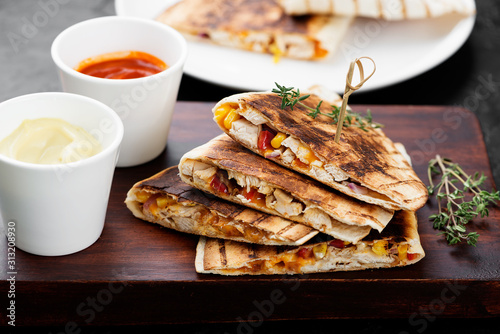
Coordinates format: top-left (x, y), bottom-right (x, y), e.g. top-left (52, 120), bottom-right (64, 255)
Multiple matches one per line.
top-left (135, 190), bottom-right (274, 244)
top-left (214, 239), bottom-right (417, 274)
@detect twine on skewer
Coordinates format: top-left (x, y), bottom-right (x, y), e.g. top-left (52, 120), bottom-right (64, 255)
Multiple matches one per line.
top-left (334, 57), bottom-right (376, 143)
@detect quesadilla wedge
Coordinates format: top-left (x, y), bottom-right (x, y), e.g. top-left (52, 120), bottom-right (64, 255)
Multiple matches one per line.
top-left (179, 134), bottom-right (394, 244)
top-left (212, 88), bottom-right (428, 211)
top-left (125, 166), bottom-right (318, 246)
top-left (277, 0), bottom-right (476, 20)
top-left (156, 0), bottom-right (353, 60)
top-left (195, 210), bottom-right (425, 275)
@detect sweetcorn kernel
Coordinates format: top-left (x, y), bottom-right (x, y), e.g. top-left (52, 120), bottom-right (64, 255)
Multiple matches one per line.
top-left (149, 202), bottom-right (159, 216)
top-left (313, 244), bottom-right (328, 259)
top-left (156, 196), bottom-right (171, 209)
top-left (271, 132), bottom-right (287, 149)
top-left (214, 104), bottom-right (232, 124)
top-left (372, 240), bottom-right (388, 256)
top-left (269, 42), bottom-right (283, 64)
top-left (136, 190), bottom-right (150, 203)
top-left (223, 110), bottom-right (241, 130)
top-left (397, 244), bottom-right (408, 261)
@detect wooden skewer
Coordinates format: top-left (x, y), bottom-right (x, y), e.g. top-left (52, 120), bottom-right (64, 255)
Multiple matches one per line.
top-left (334, 57), bottom-right (376, 143)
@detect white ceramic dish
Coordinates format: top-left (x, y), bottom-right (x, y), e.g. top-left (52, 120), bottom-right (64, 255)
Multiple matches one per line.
top-left (0, 92), bottom-right (123, 256)
top-left (115, 0), bottom-right (475, 93)
top-left (52, 16), bottom-right (187, 167)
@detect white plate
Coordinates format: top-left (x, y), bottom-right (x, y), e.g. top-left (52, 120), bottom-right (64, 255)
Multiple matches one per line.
top-left (115, 0), bottom-right (476, 93)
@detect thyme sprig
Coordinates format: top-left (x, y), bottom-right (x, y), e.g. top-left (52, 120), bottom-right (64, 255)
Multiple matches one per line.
top-left (427, 155), bottom-right (499, 246)
top-left (272, 83), bottom-right (383, 132)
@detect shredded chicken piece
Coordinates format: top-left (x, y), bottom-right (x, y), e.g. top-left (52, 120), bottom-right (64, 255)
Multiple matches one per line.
top-left (281, 136), bottom-right (316, 165)
top-left (272, 189), bottom-right (302, 217)
top-left (311, 159), bottom-right (323, 167)
top-left (193, 166), bottom-right (217, 182)
top-left (179, 159), bottom-right (195, 176)
top-left (309, 165), bottom-right (334, 184)
top-left (181, 160), bottom-right (213, 177)
top-left (324, 163), bottom-right (349, 182)
top-left (281, 148), bottom-right (295, 165)
top-left (281, 136), bottom-right (302, 158)
top-left (166, 204), bottom-right (201, 218)
top-left (303, 207), bottom-right (330, 228)
top-left (243, 32), bottom-right (272, 53)
top-left (235, 194), bottom-right (251, 204)
top-left (239, 107), bottom-right (268, 125)
top-left (227, 170), bottom-right (274, 195)
top-left (266, 193), bottom-right (276, 207)
top-left (229, 119), bottom-right (259, 149)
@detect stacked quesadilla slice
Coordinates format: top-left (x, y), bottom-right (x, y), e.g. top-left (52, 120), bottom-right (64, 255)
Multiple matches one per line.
top-left (212, 88), bottom-right (428, 211)
top-left (178, 134), bottom-right (394, 244)
top-left (196, 210), bottom-right (424, 275)
top-left (156, 0), bottom-right (353, 60)
top-left (126, 166), bottom-right (318, 246)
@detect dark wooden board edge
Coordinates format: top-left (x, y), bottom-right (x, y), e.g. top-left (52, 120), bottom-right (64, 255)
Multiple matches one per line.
top-left (3, 279), bottom-right (499, 326)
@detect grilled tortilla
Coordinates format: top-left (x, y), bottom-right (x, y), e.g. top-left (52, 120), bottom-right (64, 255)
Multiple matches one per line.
top-left (125, 166), bottom-right (318, 246)
top-left (179, 134), bottom-right (394, 244)
top-left (156, 0), bottom-right (353, 60)
top-left (212, 88), bottom-right (428, 211)
top-left (195, 210), bottom-right (425, 275)
top-left (278, 0), bottom-right (476, 20)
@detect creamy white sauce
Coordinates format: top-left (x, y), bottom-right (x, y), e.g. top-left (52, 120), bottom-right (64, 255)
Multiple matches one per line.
top-left (0, 118), bottom-right (102, 164)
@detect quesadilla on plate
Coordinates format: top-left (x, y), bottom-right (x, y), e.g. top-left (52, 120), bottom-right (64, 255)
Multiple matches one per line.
top-left (212, 88), bottom-right (428, 211)
top-left (195, 210), bottom-right (425, 275)
top-left (125, 166), bottom-right (318, 246)
top-left (156, 0), bottom-right (353, 60)
top-left (277, 0), bottom-right (476, 20)
top-left (179, 134), bottom-right (394, 244)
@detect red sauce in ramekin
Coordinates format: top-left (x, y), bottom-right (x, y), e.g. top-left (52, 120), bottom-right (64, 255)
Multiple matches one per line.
top-left (75, 51), bottom-right (167, 79)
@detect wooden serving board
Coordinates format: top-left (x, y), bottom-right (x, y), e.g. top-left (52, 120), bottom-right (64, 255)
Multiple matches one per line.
top-left (1, 102), bottom-right (499, 326)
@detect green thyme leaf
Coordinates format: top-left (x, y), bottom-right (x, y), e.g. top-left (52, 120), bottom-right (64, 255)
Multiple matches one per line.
top-left (427, 155), bottom-right (499, 246)
top-left (273, 82), bottom-right (383, 130)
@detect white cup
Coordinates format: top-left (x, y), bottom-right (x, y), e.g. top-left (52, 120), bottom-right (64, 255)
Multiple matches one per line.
top-left (0, 92), bottom-right (124, 256)
top-left (51, 16), bottom-right (188, 167)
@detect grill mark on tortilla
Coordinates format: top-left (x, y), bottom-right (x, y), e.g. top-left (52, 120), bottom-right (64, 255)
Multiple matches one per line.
top-left (168, 0), bottom-right (311, 34)
top-left (218, 239), bottom-right (228, 266)
top-left (236, 93), bottom-right (428, 211)
top-left (248, 214), bottom-right (268, 227)
top-left (276, 221), bottom-right (298, 236)
top-left (337, 132), bottom-right (395, 179)
top-left (403, 194), bottom-right (429, 204)
top-left (247, 211), bottom-right (315, 241)
top-left (228, 206), bottom-right (249, 220)
top-left (243, 94), bottom-right (397, 180)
